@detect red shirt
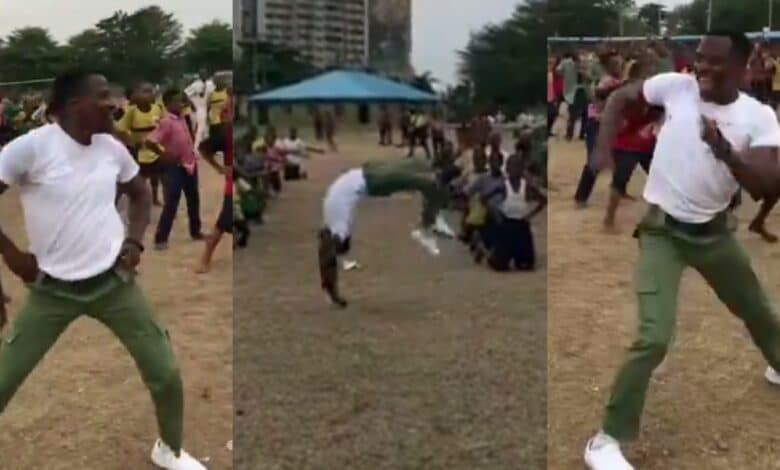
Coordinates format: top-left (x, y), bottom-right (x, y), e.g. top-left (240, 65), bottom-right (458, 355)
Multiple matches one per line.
top-left (553, 73), bottom-right (563, 99)
top-left (613, 105), bottom-right (659, 154)
top-left (225, 124), bottom-right (233, 196)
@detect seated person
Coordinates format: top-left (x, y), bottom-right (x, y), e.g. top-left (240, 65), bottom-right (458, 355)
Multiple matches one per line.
top-left (487, 152), bottom-right (546, 272)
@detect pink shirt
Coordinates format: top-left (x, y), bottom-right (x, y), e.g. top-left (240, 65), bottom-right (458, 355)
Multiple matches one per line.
top-left (150, 112), bottom-right (197, 174)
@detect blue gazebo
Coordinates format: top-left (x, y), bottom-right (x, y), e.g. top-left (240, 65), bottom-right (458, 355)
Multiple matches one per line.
top-left (249, 70), bottom-right (438, 104)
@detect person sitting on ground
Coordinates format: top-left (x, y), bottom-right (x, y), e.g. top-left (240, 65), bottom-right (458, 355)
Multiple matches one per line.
top-left (469, 150), bottom-right (507, 263)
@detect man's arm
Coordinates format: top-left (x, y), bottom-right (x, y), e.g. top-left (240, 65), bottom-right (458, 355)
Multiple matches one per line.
top-left (591, 81), bottom-right (645, 171)
top-left (702, 117), bottom-right (779, 200)
top-left (118, 175), bottom-right (152, 244)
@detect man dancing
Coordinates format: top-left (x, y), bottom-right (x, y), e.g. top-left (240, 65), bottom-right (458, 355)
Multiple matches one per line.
top-left (0, 70), bottom-right (206, 470)
top-left (318, 158), bottom-right (455, 307)
top-left (585, 32), bottom-right (780, 470)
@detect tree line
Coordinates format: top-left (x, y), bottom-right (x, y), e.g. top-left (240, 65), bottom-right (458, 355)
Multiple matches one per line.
top-left (0, 6), bottom-right (232, 88)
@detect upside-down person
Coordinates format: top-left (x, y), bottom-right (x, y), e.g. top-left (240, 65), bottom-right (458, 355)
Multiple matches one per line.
top-left (318, 158), bottom-right (456, 307)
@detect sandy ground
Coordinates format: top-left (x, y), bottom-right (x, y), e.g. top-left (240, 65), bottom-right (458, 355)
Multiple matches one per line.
top-left (0, 165), bottom-right (233, 469)
top-left (548, 137), bottom-right (780, 469)
top-left (234, 130), bottom-right (547, 469)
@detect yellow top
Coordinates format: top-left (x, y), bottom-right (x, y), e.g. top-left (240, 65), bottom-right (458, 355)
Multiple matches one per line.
top-left (116, 103), bottom-right (165, 164)
top-left (772, 59), bottom-right (780, 91)
top-left (208, 89), bottom-right (228, 126)
top-left (622, 59), bottom-right (636, 81)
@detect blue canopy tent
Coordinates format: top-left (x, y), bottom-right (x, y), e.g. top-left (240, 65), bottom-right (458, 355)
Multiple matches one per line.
top-left (249, 70), bottom-right (438, 104)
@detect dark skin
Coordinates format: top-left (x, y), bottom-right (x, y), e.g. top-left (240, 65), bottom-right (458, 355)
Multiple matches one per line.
top-left (506, 154), bottom-right (547, 220)
top-left (0, 75), bottom-right (151, 328)
top-left (318, 230), bottom-right (347, 308)
top-left (593, 36), bottom-right (780, 212)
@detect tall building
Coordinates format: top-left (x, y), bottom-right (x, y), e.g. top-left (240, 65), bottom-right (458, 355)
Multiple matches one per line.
top-left (236, 0), bottom-right (411, 74)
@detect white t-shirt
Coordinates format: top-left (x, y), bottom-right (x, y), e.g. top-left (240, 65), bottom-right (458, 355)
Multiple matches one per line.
top-left (642, 72), bottom-right (780, 223)
top-left (323, 168), bottom-right (367, 239)
top-left (278, 137), bottom-right (306, 166)
top-left (0, 124), bottom-right (140, 281)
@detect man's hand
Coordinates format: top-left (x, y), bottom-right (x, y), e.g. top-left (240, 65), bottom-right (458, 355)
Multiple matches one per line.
top-left (701, 116), bottom-right (721, 148)
top-left (118, 240), bottom-right (142, 274)
top-left (3, 251), bottom-right (38, 284)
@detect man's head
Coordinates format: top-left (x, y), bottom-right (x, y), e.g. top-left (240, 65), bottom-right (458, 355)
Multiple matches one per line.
top-left (48, 70), bottom-right (114, 134)
top-left (600, 51), bottom-right (622, 77)
top-left (162, 88), bottom-right (184, 115)
top-left (695, 31), bottom-right (751, 101)
top-left (506, 152), bottom-right (526, 180)
top-left (130, 81), bottom-right (155, 107)
top-left (488, 149), bottom-right (504, 176)
top-left (289, 126), bottom-right (298, 139)
top-left (472, 147), bottom-right (487, 172)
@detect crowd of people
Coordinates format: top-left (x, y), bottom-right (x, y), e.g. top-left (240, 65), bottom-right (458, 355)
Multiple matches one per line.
top-left (548, 36), bottom-right (780, 240)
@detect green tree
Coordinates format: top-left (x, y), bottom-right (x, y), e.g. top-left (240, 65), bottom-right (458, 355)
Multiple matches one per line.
top-left (458, 1), bottom-right (545, 114)
top-left (637, 3), bottom-right (667, 34)
top-left (236, 41), bottom-right (317, 95)
top-left (0, 27), bottom-right (65, 82)
top-left (63, 29), bottom-right (109, 73)
top-left (410, 71), bottom-right (437, 94)
top-left (94, 6), bottom-right (183, 84)
top-left (673, 0), bottom-right (772, 33)
top-left (181, 21), bottom-right (233, 75)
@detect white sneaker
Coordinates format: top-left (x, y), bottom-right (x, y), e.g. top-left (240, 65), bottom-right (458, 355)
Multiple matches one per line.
top-left (151, 439), bottom-right (207, 470)
top-left (584, 432), bottom-right (634, 470)
top-left (342, 259), bottom-right (360, 271)
top-left (411, 229), bottom-right (440, 256)
top-left (433, 214), bottom-right (456, 238)
top-left (765, 366), bottom-right (780, 385)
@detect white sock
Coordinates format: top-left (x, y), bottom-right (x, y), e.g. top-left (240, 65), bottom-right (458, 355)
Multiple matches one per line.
top-left (590, 430), bottom-right (618, 450)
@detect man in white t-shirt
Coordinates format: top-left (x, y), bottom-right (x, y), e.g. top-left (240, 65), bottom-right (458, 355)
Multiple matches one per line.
top-left (0, 71), bottom-right (206, 470)
top-left (184, 70), bottom-right (215, 146)
top-left (585, 32), bottom-right (780, 470)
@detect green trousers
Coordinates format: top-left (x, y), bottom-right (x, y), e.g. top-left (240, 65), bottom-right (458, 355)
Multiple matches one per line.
top-left (0, 268), bottom-right (183, 451)
top-left (603, 206), bottom-right (780, 440)
top-left (363, 158), bottom-right (446, 227)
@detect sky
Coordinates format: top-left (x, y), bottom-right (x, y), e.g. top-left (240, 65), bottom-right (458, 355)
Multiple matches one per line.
top-left (0, 0), bottom-right (231, 42)
top-left (411, 0), bottom-right (518, 86)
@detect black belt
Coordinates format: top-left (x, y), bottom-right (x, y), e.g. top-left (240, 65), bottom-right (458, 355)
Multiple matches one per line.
top-left (664, 213), bottom-right (726, 236)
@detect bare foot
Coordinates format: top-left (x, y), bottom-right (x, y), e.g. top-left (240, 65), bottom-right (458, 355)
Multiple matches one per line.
top-left (195, 263), bottom-right (211, 274)
top-left (749, 222), bottom-right (779, 243)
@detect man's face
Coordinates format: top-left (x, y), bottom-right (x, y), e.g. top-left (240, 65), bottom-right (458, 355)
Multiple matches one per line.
top-left (69, 75), bottom-right (115, 134)
top-left (695, 36), bottom-right (743, 100)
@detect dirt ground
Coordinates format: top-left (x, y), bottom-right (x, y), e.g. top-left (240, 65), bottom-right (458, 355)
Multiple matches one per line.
top-left (548, 137), bottom-right (780, 469)
top-left (0, 166), bottom-right (233, 469)
top-left (234, 130), bottom-right (547, 469)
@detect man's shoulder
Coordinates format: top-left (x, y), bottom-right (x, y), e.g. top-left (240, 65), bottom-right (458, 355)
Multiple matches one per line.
top-left (94, 133), bottom-right (131, 154)
top-left (735, 92), bottom-right (775, 119)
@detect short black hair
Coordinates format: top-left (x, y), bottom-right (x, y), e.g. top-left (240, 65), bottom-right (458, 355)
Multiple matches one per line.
top-left (706, 30), bottom-right (752, 64)
top-left (162, 87), bottom-right (182, 105)
top-left (48, 69), bottom-right (96, 116)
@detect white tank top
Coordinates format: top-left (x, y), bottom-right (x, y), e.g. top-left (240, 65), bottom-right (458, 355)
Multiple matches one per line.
top-left (501, 178), bottom-right (532, 220)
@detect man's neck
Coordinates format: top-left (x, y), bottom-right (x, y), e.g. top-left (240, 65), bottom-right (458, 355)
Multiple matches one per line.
top-left (58, 119), bottom-right (93, 145)
top-left (706, 89), bottom-right (740, 106)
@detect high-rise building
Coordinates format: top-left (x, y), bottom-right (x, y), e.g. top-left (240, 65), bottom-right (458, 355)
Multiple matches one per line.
top-left (236, 0), bottom-right (411, 74)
